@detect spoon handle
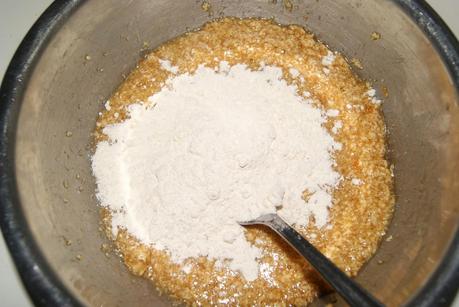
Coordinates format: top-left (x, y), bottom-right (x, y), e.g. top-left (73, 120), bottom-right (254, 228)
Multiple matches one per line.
top-left (261, 214), bottom-right (384, 307)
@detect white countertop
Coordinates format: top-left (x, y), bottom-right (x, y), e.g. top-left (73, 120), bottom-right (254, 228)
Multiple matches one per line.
top-left (0, 1), bottom-right (458, 306)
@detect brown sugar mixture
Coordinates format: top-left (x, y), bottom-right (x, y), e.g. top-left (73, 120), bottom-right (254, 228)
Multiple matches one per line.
top-left (94, 18), bottom-right (394, 305)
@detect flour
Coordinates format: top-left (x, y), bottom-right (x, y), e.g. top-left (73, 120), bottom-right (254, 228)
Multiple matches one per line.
top-left (104, 100), bottom-right (111, 111)
top-left (326, 109), bottom-right (340, 117)
top-left (289, 67), bottom-right (300, 78)
top-left (366, 88), bottom-right (382, 105)
top-left (92, 61), bottom-right (341, 281)
top-left (159, 59), bottom-right (179, 74)
top-left (367, 89), bottom-right (376, 97)
top-left (332, 120), bottom-right (343, 134)
top-left (322, 51), bottom-right (336, 67)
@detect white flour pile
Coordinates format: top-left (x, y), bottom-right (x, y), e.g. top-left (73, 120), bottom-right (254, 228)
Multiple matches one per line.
top-left (92, 61), bottom-right (341, 281)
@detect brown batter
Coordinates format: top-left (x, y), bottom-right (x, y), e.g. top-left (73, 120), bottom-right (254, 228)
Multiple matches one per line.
top-left (95, 18), bottom-right (394, 306)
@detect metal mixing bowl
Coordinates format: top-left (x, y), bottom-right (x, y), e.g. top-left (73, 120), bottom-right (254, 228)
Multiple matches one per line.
top-left (1, 0), bottom-right (459, 306)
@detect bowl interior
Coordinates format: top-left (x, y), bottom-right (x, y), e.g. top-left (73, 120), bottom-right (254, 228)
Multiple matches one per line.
top-left (12, 0), bottom-right (459, 306)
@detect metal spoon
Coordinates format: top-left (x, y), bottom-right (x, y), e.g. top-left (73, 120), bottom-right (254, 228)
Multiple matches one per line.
top-left (239, 213), bottom-right (384, 307)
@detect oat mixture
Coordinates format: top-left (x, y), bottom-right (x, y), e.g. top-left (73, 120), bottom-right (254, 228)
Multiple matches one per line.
top-left (94, 18), bottom-right (394, 305)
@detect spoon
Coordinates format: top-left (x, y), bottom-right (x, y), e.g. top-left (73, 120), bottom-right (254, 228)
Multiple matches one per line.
top-left (239, 213), bottom-right (384, 307)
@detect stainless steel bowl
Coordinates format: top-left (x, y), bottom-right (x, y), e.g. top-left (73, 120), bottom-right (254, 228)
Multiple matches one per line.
top-left (1, 1), bottom-right (458, 306)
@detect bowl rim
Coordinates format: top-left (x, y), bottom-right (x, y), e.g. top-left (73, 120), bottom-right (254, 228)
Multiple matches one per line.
top-left (0, 0), bottom-right (458, 306)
